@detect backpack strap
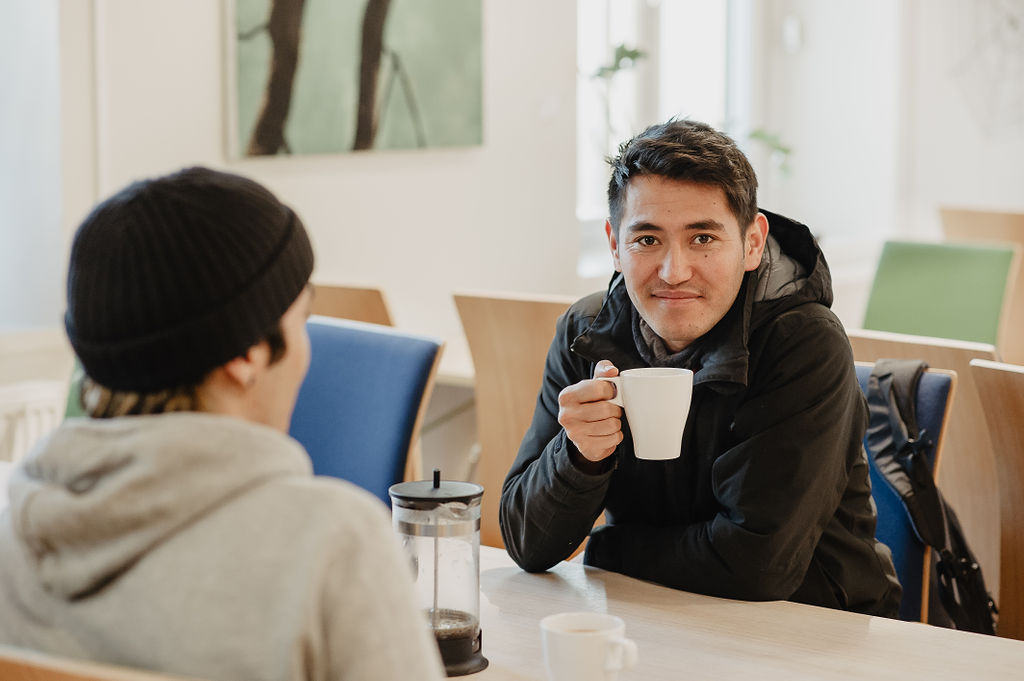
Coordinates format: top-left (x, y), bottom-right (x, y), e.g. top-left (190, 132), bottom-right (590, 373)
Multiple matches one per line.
top-left (865, 359), bottom-right (998, 634)
top-left (866, 359), bottom-right (947, 548)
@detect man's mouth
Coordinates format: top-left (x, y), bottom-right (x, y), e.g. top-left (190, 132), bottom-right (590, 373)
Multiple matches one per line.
top-left (651, 289), bottom-right (702, 301)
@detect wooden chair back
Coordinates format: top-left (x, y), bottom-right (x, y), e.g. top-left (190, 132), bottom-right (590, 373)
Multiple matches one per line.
top-left (940, 207), bottom-right (1024, 245)
top-left (968, 359), bottom-right (1024, 640)
top-left (310, 284), bottom-right (393, 326)
top-left (0, 646), bottom-right (201, 681)
top-left (847, 329), bottom-right (1001, 606)
top-left (941, 208), bottom-right (1024, 365)
top-left (454, 292), bottom-right (575, 548)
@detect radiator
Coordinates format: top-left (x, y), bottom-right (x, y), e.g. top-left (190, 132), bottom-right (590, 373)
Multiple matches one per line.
top-left (0, 380), bottom-right (67, 462)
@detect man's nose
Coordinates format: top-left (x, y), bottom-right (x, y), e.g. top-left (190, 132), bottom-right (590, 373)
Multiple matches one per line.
top-left (659, 246), bottom-right (693, 284)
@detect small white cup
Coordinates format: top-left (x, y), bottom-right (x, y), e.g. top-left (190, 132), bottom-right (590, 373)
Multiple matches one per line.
top-left (599, 367), bottom-right (693, 460)
top-left (540, 612), bottom-right (638, 681)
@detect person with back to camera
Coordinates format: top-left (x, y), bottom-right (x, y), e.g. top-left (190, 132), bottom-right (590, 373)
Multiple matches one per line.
top-left (500, 119), bottom-right (902, 616)
top-left (0, 167), bottom-right (445, 681)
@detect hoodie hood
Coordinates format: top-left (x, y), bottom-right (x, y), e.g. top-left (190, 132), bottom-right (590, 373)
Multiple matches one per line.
top-left (7, 413), bottom-right (310, 600)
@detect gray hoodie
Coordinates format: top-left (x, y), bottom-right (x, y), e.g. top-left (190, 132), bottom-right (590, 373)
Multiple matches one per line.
top-left (0, 412), bottom-right (444, 681)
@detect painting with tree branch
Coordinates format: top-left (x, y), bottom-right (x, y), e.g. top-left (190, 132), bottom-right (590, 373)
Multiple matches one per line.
top-left (231, 0), bottom-right (482, 156)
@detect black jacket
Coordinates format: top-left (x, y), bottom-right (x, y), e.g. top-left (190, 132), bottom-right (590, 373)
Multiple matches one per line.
top-left (500, 211), bottom-right (901, 616)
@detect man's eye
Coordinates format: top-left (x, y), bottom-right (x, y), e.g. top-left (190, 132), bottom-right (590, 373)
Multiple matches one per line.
top-left (694, 234), bottom-right (715, 245)
top-left (636, 235), bottom-right (658, 246)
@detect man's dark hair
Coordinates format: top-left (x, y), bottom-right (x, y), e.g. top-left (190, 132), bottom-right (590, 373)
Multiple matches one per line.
top-left (607, 119), bottom-right (758, 234)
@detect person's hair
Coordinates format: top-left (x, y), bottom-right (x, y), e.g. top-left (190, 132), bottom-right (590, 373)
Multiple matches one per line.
top-left (83, 322), bottom-right (288, 419)
top-left (607, 119), bottom-right (758, 234)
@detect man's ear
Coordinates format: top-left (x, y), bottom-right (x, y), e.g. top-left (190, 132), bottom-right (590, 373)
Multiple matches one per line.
top-left (605, 219), bottom-right (622, 272)
top-left (743, 212), bottom-right (770, 271)
top-left (220, 342), bottom-right (271, 389)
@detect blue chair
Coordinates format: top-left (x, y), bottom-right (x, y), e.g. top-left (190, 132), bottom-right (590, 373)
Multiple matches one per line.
top-left (289, 316), bottom-right (443, 505)
top-left (855, 362), bottom-right (955, 622)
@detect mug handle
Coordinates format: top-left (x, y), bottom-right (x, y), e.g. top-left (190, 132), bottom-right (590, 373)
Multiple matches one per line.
top-left (597, 376), bottom-right (624, 408)
top-left (605, 635), bottom-right (639, 673)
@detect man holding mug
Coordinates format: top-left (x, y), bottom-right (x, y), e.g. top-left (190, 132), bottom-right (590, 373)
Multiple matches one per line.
top-left (501, 120), bottom-right (901, 617)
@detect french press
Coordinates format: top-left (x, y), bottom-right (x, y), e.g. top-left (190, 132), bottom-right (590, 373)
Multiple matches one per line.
top-left (389, 470), bottom-right (488, 676)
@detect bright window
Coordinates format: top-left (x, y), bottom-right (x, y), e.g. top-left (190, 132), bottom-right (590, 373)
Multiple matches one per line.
top-left (576, 0), bottom-right (735, 277)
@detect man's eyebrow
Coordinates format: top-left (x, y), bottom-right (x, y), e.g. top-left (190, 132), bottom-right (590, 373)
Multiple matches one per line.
top-left (623, 219), bottom-right (727, 233)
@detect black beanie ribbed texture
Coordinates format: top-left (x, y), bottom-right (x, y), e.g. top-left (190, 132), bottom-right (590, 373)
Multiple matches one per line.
top-left (65, 166), bottom-right (314, 392)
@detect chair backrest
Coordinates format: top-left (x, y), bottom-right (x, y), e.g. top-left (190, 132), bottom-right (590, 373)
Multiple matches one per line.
top-left (454, 292), bottom-right (575, 548)
top-left (289, 316), bottom-right (443, 505)
top-left (310, 284), bottom-right (393, 326)
top-left (940, 207), bottom-right (1024, 245)
top-left (940, 209), bottom-right (1024, 365)
top-left (854, 362), bottom-right (955, 622)
top-left (968, 358), bottom-right (1024, 640)
top-left (863, 240), bottom-right (1021, 347)
top-left (847, 328), bottom-right (1002, 605)
top-left (0, 645), bottom-right (201, 681)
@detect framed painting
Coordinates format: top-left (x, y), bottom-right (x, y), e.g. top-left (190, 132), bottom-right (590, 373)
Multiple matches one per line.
top-left (227, 0), bottom-right (483, 156)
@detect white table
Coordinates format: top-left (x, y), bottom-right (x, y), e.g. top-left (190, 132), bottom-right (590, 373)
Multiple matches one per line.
top-left (474, 546), bottom-right (1024, 680)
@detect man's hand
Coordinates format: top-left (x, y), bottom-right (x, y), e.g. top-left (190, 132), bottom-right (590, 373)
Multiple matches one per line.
top-left (557, 360), bottom-right (624, 463)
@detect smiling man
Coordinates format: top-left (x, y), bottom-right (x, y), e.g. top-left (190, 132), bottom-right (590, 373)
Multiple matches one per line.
top-left (500, 120), bottom-right (901, 616)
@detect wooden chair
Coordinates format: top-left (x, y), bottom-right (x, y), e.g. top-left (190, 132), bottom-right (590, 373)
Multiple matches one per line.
top-left (968, 359), bottom-right (1024, 640)
top-left (454, 292), bottom-right (576, 548)
top-left (940, 207), bottom-right (1024, 245)
top-left (941, 208), bottom-right (1024, 365)
top-left (309, 284), bottom-right (393, 326)
top-left (0, 645), bottom-right (202, 681)
top-left (289, 316), bottom-right (443, 504)
top-left (847, 328), bottom-right (1002, 607)
top-left (854, 363), bottom-right (955, 623)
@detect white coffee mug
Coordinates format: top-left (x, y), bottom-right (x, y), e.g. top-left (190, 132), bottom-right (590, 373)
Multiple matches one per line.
top-left (599, 367), bottom-right (693, 460)
top-left (540, 612), bottom-right (638, 681)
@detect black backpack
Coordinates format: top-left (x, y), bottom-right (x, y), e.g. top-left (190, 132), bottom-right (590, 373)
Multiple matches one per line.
top-left (865, 359), bottom-right (998, 634)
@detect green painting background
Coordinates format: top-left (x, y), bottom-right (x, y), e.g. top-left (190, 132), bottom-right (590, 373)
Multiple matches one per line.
top-left (235, 0), bottom-right (482, 154)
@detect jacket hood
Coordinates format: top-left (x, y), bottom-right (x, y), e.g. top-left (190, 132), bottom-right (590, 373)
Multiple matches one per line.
top-left (572, 210), bottom-right (833, 389)
top-left (6, 413), bottom-right (310, 600)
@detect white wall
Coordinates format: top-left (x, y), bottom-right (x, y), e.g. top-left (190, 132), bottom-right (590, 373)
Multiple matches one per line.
top-left (60, 0), bottom-right (579, 377)
top-left (751, 0), bottom-right (1024, 328)
top-left (906, 0), bottom-right (1024, 237)
top-left (0, 0), bottom-right (65, 332)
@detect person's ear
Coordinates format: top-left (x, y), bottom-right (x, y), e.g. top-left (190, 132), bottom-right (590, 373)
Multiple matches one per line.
top-left (221, 342), bottom-right (271, 389)
top-left (743, 213), bottom-right (770, 271)
top-left (605, 219), bottom-right (622, 272)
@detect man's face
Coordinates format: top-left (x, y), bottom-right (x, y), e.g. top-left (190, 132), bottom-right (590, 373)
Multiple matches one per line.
top-left (254, 286), bottom-right (313, 432)
top-left (606, 176), bottom-right (768, 353)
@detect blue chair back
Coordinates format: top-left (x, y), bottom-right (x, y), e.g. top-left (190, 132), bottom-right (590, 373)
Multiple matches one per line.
top-left (855, 363), bottom-right (953, 622)
top-left (289, 316), bottom-right (443, 505)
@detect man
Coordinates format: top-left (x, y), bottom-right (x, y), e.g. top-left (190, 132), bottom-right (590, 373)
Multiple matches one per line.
top-left (0, 167), bottom-right (445, 680)
top-left (501, 120), bottom-right (901, 616)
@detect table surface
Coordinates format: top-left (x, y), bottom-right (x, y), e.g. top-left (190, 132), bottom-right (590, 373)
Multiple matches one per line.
top-left (473, 546), bottom-right (1024, 680)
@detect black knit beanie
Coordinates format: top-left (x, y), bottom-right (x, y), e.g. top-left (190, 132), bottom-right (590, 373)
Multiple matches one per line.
top-left (65, 166), bottom-right (314, 392)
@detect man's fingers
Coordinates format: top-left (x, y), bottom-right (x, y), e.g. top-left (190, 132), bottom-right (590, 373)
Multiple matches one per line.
top-left (559, 378), bottom-right (618, 406)
top-left (571, 431), bottom-right (625, 462)
top-left (567, 416), bottom-right (621, 438)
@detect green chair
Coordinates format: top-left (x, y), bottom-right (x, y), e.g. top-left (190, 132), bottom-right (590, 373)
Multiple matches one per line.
top-left (863, 240), bottom-right (1021, 346)
top-left (64, 361), bottom-right (85, 418)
